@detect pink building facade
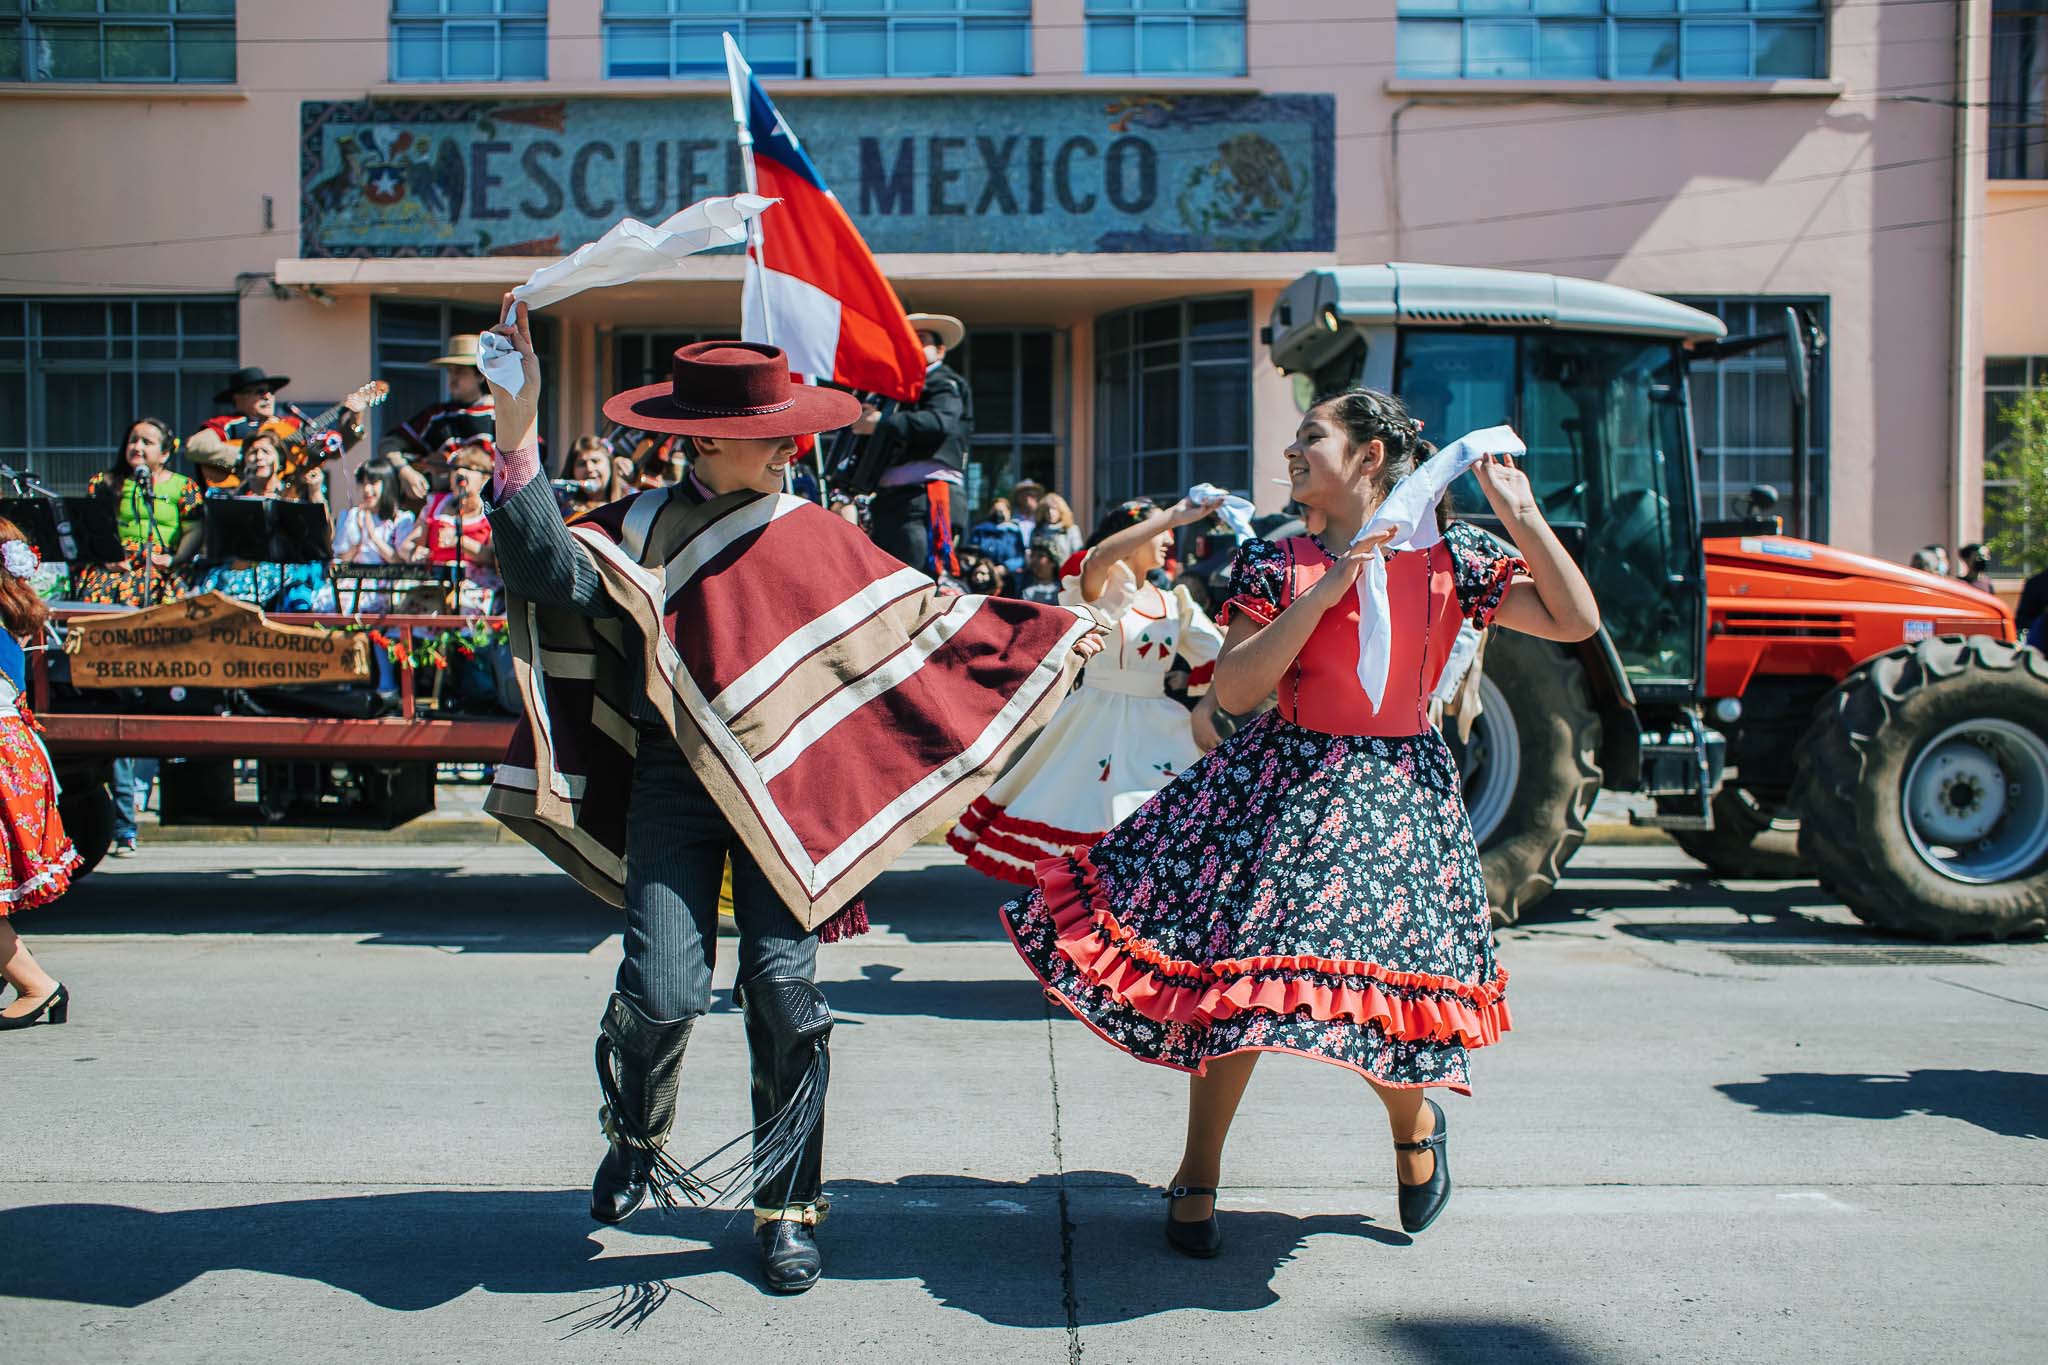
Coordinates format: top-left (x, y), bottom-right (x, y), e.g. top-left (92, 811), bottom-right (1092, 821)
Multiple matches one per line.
top-left (0, 0), bottom-right (2034, 566)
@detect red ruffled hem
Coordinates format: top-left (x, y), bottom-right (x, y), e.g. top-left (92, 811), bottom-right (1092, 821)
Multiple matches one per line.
top-left (948, 799), bottom-right (1104, 882)
top-left (1033, 852), bottom-right (1511, 1049)
top-left (0, 845), bottom-right (83, 916)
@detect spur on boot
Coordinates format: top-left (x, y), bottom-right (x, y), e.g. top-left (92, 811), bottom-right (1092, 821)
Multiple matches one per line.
top-left (1395, 1098), bottom-right (1451, 1234)
top-left (590, 994), bottom-right (697, 1224)
top-left (0, 983), bottom-right (68, 1032)
top-left (1162, 1185), bottom-right (1222, 1258)
top-left (757, 1216), bottom-right (823, 1294)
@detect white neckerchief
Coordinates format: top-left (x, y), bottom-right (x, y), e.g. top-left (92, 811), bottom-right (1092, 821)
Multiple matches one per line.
top-left (1351, 425), bottom-right (1524, 710)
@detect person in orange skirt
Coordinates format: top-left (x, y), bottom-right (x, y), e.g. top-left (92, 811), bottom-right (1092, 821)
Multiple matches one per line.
top-left (0, 518), bottom-right (78, 1030)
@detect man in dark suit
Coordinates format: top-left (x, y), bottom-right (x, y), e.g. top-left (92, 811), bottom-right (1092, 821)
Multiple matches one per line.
top-left (853, 313), bottom-right (973, 574)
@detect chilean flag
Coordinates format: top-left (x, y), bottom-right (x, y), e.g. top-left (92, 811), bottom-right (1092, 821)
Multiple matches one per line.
top-left (725, 35), bottom-right (926, 403)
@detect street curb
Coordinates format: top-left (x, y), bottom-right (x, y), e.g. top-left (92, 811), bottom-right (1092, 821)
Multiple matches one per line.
top-left (137, 816), bottom-right (1674, 848)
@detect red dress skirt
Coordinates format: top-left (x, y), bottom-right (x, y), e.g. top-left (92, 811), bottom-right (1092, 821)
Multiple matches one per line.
top-left (1, 710), bottom-right (80, 914)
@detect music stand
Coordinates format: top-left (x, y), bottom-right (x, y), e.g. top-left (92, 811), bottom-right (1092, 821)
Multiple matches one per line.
top-left (0, 496), bottom-right (124, 563)
top-left (268, 500), bottom-right (333, 563)
top-left (202, 498), bottom-right (272, 562)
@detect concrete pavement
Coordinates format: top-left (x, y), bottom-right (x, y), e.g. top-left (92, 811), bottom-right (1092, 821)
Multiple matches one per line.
top-left (2, 842), bottom-right (2044, 1362)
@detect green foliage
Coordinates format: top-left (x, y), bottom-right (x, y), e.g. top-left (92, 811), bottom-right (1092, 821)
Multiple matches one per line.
top-left (1985, 384), bottom-right (2048, 572)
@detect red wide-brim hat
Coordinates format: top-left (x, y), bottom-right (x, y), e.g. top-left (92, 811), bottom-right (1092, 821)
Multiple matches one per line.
top-left (602, 340), bottom-right (863, 439)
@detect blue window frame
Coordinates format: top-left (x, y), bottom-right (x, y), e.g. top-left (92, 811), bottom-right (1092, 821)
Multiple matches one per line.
top-left (1992, 1), bottom-right (2047, 179)
top-left (2, 0), bottom-right (235, 84)
top-left (391, 0), bottom-right (547, 83)
top-left (1095, 295), bottom-right (1253, 511)
top-left (602, 2), bottom-right (1030, 80)
top-left (1086, 1), bottom-right (1245, 78)
top-left (0, 296), bottom-right (239, 493)
top-left (1397, 1), bottom-right (1826, 82)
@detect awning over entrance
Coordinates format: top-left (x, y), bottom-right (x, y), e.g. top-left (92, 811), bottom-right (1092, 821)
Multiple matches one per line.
top-left (270, 252), bottom-right (1333, 327)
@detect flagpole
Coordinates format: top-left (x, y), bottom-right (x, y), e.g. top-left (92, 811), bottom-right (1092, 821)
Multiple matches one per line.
top-left (723, 33), bottom-right (771, 351)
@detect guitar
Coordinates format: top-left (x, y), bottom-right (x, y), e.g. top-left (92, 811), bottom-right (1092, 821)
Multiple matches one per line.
top-left (271, 380), bottom-right (390, 479)
top-left (193, 380), bottom-right (392, 490)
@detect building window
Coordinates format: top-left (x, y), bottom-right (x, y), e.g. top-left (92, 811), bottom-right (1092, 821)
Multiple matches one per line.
top-left (1675, 295), bottom-right (1829, 539)
top-left (603, 2), bottom-right (1030, 80)
top-left (373, 300), bottom-right (557, 451)
top-left (391, 0), bottom-right (546, 83)
top-left (1985, 355), bottom-right (2048, 574)
top-left (1397, 1), bottom-right (1826, 82)
top-left (1095, 296), bottom-right (1252, 513)
top-left (954, 329), bottom-right (1062, 518)
top-left (1993, 1), bottom-right (2048, 179)
top-left (2, 0), bottom-right (235, 83)
top-left (1087, 1), bottom-right (1245, 78)
top-left (0, 297), bottom-right (238, 492)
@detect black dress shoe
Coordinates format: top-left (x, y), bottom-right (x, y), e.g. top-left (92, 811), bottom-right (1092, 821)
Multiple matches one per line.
top-left (1162, 1185), bottom-right (1222, 1258)
top-left (590, 1143), bottom-right (654, 1224)
top-left (757, 1218), bottom-right (822, 1294)
top-left (1395, 1098), bottom-right (1451, 1234)
top-left (0, 983), bottom-right (67, 1032)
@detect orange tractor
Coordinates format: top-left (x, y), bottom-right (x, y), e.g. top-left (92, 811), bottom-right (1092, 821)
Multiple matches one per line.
top-left (1269, 265), bottom-right (2045, 942)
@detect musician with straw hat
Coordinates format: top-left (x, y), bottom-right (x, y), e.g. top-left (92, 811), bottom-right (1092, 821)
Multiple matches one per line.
top-left (378, 333), bottom-right (497, 513)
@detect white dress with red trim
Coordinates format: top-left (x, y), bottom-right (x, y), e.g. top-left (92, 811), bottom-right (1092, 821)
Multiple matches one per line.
top-left (950, 561), bottom-right (1223, 885)
top-left (1000, 523), bottom-right (1524, 1092)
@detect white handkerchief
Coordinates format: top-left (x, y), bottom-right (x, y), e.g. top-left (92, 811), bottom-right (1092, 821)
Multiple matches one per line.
top-left (479, 194), bottom-right (776, 395)
top-left (1187, 482), bottom-right (1255, 542)
top-left (1352, 424), bottom-right (1524, 711)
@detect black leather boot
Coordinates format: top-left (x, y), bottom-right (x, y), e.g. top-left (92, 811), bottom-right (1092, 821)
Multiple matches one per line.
top-left (739, 975), bottom-right (832, 1294)
top-left (591, 993), bottom-right (697, 1224)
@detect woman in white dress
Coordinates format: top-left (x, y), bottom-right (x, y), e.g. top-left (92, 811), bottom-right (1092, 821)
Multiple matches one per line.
top-left (951, 494), bottom-right (1225, 885)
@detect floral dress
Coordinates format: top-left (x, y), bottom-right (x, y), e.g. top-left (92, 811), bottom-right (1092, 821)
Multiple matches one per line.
top-left (71, 470), bottom-right (201, 607)
top-left (951, 560), bottom-right (1224, 884)
top-left (0, 632), bottom-right (79, 914)
top-left (1000, 522), bottom-right (1524, 1093)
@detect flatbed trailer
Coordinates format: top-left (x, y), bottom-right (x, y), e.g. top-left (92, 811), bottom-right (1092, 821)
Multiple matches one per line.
top-left (32, 607), bottom-right (518, 874)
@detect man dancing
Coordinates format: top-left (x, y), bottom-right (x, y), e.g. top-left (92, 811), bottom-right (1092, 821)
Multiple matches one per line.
top-left (480, 300), bottom-right (1099, 1294)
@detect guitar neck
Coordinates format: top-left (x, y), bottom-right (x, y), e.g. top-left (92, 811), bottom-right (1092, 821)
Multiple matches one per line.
top-left (295, 401), bottom-right (350, 440)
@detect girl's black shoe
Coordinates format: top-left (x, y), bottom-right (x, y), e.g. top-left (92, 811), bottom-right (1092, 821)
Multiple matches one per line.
top-left (0, 982), bottom-right (67, 1032)
top-left (1395, 1097), bottom-right (1451, 1234)
top-left (1162, 1184), bottom-right (1222, 1258)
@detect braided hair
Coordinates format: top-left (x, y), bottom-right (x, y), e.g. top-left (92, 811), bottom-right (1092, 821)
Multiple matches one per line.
top-left (1084, 497), bottom-right (1157, 550)
top-left (1310, 388), bottom-right (1450, 530)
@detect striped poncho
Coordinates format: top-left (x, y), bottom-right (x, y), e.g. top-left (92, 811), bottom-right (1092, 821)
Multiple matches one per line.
top-left (485, 483), bottom-right (1096, 931)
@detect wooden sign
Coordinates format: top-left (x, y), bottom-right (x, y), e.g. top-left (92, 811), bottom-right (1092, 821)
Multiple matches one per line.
top-left (65, 592), bottom-right (370, 689)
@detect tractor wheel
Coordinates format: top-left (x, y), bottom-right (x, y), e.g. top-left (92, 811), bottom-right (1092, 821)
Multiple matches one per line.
top-left (1670, 785), bottom-right (1807, 880)
top-left (1458, 631), bottom-right (1603, 927)
top-left (57, 774), bottom-right (115, 883)
top-left (1791, 636), bottom-right (2048, 941)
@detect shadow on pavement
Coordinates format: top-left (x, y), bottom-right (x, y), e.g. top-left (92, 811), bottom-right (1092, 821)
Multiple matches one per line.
top-left (0, 1173), bottom-right (1408, 1326)
top-left (1716, 1070), bottom-right (2048, 1139)
top-left (1371, 1317), bottom-right (1611, 1363)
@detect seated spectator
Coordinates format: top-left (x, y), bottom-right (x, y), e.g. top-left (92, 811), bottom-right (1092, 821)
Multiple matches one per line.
top-left (400, 442), bottom-right (499, 613)
top-left (965, 497), bottom-right (1029, 590)
top-left (1036, 492), bottom-right (1083, 561)
top-left (335, 462), bottom-right (417, 614)
top-left (1019, 542), bottom-right (1062, 605)
top-left (1908, 545), bottom-right (1947, 576)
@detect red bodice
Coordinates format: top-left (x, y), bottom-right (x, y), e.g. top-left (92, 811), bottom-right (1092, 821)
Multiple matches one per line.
top-left (1262, 535), bottom-right (1464, 738)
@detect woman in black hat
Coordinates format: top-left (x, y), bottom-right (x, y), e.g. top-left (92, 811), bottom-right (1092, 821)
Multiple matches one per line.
top-left (479, 299), bottom-right (1100, 1298)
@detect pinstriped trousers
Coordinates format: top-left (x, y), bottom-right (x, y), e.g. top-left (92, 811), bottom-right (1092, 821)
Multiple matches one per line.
top-left (616, 733), bottom-right (819, 1023)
